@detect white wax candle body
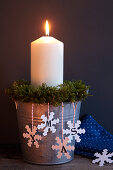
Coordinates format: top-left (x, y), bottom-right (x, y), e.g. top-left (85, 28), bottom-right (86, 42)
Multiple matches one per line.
top-left (31, 36), bottom-right (64, 87)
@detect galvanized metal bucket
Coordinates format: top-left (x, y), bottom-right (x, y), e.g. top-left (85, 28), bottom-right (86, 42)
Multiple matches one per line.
top-left (16, 101), bottom-right (81, 165)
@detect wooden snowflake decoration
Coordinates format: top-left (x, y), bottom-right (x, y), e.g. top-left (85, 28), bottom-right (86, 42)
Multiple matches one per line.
top-left (37, 112), bottom-right (59, 136)
top-left (23, 125), bottom-right (42, 148)
top-left (52, 137), bottom-right (75, 159)
top-left (63, 120), bottom-right (85, 143)
top-left (92, 149), bottom-right (113, 166)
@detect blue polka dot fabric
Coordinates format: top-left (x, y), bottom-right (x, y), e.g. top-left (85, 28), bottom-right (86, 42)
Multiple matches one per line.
top-left (74, 115), bottom-right (113, 158)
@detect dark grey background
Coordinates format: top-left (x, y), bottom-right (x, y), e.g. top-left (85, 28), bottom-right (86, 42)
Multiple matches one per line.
top-left (0, 0), bottom-right (113, 144)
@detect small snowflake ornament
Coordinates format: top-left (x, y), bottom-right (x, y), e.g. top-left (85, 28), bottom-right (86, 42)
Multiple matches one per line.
top-left (92, 149), bottom-right (113, 166)
top-left (52, 137), bottom-right (75, 159)
top-left (37, 112), bottom-right (59, 136)
top-left (63, 120), bottom-right (85, 143)
top-left (23, 125), bottom-right (42, 148)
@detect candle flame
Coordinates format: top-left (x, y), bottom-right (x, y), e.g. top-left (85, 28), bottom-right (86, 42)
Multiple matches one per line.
top-left (45, 20), bottom-right (49, 36)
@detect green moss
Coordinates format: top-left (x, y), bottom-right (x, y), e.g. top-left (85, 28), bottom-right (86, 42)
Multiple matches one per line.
top-left (6, 80), bottom-right (91, 106)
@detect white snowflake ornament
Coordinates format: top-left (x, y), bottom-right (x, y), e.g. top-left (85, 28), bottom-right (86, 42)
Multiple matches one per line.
top-left (63, 120), bottom-right (85, 143)
top-left (37, 112), bottom-right (59, 136)
top-left (52, 137), bottom-right (75, 159)
top-left (92, 149), bottom-right (113, 166)
top-left (23, 125), bottom-right (42, 148)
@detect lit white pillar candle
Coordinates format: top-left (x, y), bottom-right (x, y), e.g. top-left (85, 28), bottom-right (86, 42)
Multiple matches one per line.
top-left (31, 20), bottom-right (64, 87)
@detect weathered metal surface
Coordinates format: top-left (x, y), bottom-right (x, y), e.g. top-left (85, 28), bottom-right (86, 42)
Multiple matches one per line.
top-left (16, 102), bottom-right (81, 165)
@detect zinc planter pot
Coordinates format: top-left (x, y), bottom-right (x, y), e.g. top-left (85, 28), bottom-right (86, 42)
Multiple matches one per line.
top-left (16, 101), bottom-right (81, 165)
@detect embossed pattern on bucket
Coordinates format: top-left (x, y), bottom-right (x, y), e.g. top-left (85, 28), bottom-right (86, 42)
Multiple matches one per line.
top-left (16, 102), bottom-right (81, 165)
